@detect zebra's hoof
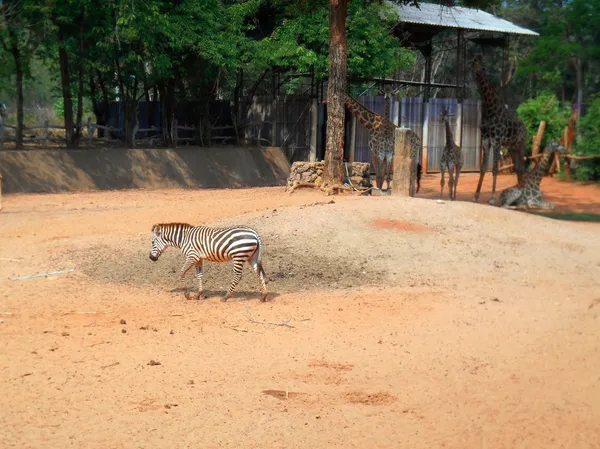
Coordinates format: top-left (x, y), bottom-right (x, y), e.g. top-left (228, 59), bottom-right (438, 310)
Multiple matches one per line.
top-left (184, 291), bottom-right (193, 300)
top-left (261, 294), bottom-right (268, 302)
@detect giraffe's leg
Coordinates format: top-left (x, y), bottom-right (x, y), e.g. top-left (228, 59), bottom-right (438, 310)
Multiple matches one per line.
top-left (385, 153), bottom-right (393, 190)
top-left (222, 258), bottom-right (245, 302)
top-left (489, 145), bottom-right (501, 206)
top-left (249, 248), bottom-right (268, 301)
top-left (377, 152), bottom-right (385, 190)
top-left (447, 162), bottom-right (455, 201)
top-left (440, 164), bottom-right (446, 199)
top-left (453, 163), bottom-right (462, 201)
top-left (499, 188), bottom-right (522, 208)
top-left (473, 138), bottom-right (490, 202)
top-left (371, 145), bottom-right (381, 190)
top-left (380, 153), bottom-right (388, 190)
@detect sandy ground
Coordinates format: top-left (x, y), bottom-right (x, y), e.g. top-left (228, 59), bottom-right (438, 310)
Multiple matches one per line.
top-left (1, 173), bottom-right (600, 449)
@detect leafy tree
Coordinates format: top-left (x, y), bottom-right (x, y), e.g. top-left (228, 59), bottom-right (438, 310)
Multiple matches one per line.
top-left (572, 94), bottom-right (600, 181)
top-left (515, 0), bottom-right (600, 119)
top-left (516, 91), bottom-right (571, 148)
top-left (0, 0), bottom-right (43, 148)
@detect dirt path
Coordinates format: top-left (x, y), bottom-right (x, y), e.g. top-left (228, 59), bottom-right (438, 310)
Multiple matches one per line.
top-left (418, 172), bottom-right (600, 214)
top-left (1, 182), bottom-right (599, 449)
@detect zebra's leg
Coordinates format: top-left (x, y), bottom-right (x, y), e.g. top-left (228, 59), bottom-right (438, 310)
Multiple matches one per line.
top-left (194, 260), bottom-right (205, 300)
top-left (179, 257), bottom-right (196, 281)
top-left (249, 248), bottom-right (268, 301)
top-left (180, 257), bottom-right (197, 300)
top-left (222, 258), bottom-right (245, 302)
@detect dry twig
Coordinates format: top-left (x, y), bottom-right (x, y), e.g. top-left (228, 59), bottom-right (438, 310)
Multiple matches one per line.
top-left (242, 303), bottom-right (295, 328)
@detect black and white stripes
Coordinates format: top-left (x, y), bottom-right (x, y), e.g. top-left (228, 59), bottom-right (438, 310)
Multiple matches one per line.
top-left (149, 222), bottom-right (268, 302)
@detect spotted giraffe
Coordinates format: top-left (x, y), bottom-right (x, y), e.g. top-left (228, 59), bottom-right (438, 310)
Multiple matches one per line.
top-left (439, 108), bottom-right (463, 201)
top-left (498, 141), bottom-right (566, 209)
top-left (473, 57), bottom-right (527, 205)
top-left (343, 92), bottom-right (395, 190)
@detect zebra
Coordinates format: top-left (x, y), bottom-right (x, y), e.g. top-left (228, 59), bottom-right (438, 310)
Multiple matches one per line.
top-left (149, 222), bottom-right (268, 302)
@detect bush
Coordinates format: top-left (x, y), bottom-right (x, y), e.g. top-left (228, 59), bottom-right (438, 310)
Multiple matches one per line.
top-left (573, 94), bottom-right (600, 181)
top-left (516, 92), bottom-right (571, 150)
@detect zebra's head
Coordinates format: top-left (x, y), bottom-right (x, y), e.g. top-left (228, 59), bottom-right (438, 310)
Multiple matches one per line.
top-left (149, 224), bottom-right (167, 261)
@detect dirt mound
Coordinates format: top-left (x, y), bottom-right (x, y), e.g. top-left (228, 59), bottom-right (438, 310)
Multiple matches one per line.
top-left (49, 197), bottom-right (600, 300)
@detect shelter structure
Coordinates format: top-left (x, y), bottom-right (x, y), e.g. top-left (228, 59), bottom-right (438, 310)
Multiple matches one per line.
top-left (381, 1), bottom-right (539, 173)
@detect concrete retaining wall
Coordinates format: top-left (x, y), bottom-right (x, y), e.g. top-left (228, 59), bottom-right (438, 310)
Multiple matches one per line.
top-left (0, 146), bottom-right (290, 194)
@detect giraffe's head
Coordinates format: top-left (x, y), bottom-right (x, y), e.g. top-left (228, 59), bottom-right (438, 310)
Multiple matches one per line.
top-left (547, 141), bottom-right (566, 154)
top-left (440, 107), bottom-right (454, 122)
top-left (382, 85), bottom-right (397, 99)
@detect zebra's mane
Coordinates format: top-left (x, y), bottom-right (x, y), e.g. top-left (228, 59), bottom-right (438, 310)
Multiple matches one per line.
top-left (153, 223), bottom-right (193, 233)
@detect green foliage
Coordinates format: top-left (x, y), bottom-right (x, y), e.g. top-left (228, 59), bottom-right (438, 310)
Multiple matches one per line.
top-left (573, 94), bottom-right (600, 181)
top-left (516, 92), bottom-right (571, 148)
top-left (514, 0), bottom-right (600, 100)
top-left (251, 1), bottom-right (414, 79)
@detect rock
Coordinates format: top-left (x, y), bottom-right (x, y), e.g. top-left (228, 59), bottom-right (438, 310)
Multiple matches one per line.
top-left (350, 176), bottom-right (364, 185)
top-left (317, 169), bottom-right (323, 176)
top-left (294, 173), bottom-right (302, 181)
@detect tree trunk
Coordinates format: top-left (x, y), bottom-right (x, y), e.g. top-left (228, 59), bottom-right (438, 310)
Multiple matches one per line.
top-left (73, 7), bottom-right (85, 145)
top-left (573, 57), bottom-right (583, 140)
top-left (56, 24), bottom-right (75, 148)
top-left (160, 80), bottom-right (176, 147)
top-left (124, 79), bottom-right (138, 148)
top-left (4, 16), bottom-right (24, 149)
top-left (323, 0), bottom-right (348, 187)
top-left (90, 71), bottom-right (110, 139)
top-left (13, 44), bottom-right (24, 149)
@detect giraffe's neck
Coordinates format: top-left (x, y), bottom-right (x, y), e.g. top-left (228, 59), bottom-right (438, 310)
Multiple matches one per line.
top-left (529, 149), bottom-right (554, 187)
top-left (343, 93), bottom-right (378, 129)
top-left (384, 95), bottom-right (391, 120)
top-left (444, 118), bottom-right (453, 145)
top-left (474, 63), bottom-right (505, 113)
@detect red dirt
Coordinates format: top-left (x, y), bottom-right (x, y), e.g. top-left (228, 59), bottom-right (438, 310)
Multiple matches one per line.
top-left (1, 181), bottom-right (600, 449)
top-left (371, 218), bottom-right (426, 232)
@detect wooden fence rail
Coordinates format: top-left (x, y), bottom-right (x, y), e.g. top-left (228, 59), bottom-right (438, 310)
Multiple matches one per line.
top-left (0, 118), bottom-right (237, 149)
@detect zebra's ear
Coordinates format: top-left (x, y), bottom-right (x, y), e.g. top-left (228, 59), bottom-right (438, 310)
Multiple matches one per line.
top-left (152, 225), bottom-right (161, 236)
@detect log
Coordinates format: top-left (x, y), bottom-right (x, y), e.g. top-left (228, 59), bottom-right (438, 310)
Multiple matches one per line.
top-left (392, 127), bottom-right (419, 197)
top-left (532, 121), bottom-right (546, 157)
top-left (563, 155), bottom-right (600, 161)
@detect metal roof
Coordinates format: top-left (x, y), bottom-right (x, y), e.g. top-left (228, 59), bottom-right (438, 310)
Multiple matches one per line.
top-left (388, 1), bottom-right (539, 36)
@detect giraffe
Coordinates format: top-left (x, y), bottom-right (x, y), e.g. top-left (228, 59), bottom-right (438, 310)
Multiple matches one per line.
top-left (343, 92), bottom-right (395, 190)
top-left (472, 56), bottom-right (527, 205)
top-left (498, 141), bottom-right (566, 209)
top-left (439, 108), bottom-right (463, 201)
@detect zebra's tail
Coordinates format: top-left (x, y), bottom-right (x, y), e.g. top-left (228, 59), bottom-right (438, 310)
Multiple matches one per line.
top-left (250, 231), bottom-right (267, 283)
